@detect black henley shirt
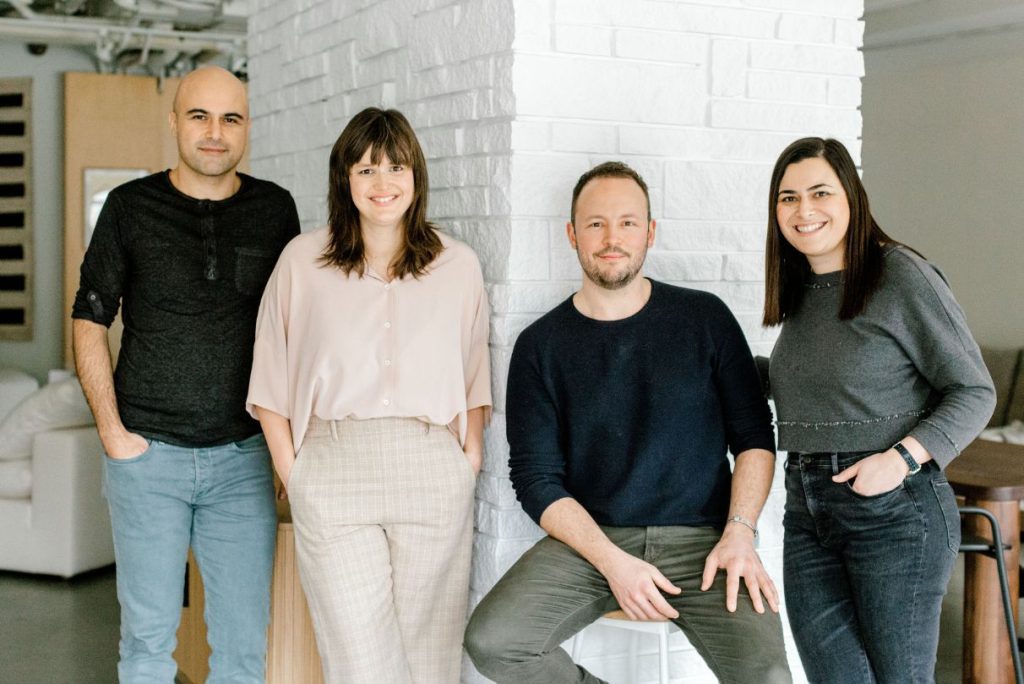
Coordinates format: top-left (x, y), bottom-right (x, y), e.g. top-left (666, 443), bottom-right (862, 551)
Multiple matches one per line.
top-left (72, 171), bottom-right (300, 447)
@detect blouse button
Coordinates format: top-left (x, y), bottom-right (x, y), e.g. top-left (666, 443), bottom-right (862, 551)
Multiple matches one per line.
top-left (384, 321), bottom-right (391, 329)
top-left (383, 359), bottom-right (392, 366)
top-left (382, 398), bottom-right (391, 406)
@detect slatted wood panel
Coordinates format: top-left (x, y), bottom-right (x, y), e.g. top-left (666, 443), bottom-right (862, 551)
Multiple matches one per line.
top-left (0, 78), bottom-right (32, 341)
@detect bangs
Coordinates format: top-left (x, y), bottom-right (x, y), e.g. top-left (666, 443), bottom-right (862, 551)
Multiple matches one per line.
top-left (345, 114), bottom-right (416, 170)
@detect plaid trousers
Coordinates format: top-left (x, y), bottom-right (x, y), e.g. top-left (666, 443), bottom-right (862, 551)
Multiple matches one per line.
top-left (288, 417), bottom-right (476, 684)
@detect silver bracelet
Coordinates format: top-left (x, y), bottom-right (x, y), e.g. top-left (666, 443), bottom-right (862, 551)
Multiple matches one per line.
top-left (726, 515), bottom-right (758, 538)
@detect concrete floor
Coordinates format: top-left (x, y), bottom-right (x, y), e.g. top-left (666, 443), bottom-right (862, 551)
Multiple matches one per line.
top-left (0, 566), bottom-right (119, 684)
top-left (0, 557), bottom-right (973, 683)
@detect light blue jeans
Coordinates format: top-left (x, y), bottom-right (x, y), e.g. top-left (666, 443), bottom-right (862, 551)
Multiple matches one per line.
top-left (103, 432), bottom-right (277, 683)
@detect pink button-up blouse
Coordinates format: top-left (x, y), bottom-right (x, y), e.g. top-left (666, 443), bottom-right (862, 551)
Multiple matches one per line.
top-left (246, 227), bottom-right (491, 452)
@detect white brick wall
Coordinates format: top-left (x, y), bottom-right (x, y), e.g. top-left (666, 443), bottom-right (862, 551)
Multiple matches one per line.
top-left (248, 1), bottom-right (865, 682)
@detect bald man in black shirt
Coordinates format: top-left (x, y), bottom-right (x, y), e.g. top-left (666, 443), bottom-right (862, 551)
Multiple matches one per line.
top-left (73, 66), bottom-right (299, 683)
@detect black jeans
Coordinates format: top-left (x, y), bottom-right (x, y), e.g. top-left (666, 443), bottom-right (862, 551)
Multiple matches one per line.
top-left (783, 451), bottom-right (960, 683)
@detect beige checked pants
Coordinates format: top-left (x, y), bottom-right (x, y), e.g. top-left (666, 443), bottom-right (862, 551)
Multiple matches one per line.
top-left (288, 417), bottom-right (476, 684)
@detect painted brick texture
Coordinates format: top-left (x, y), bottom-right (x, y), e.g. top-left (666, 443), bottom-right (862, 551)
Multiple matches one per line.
top-left (248, 1), bottom-right (864, 681)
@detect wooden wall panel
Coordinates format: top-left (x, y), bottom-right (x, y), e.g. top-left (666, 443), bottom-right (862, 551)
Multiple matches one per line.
top-left (62, 72), bottom-right (180, 366)
top-left (62, 72), bottom-right (249, 366)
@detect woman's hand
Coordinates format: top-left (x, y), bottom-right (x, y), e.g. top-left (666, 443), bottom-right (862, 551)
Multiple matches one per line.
top-left (832, 450), bottom-right (909, 496)
top-left (462, 406), bottom-right (486, 476)
top-left (254, 406), bottom-right (297, 500)
top-left (463, 449), bottom-right (483, 475)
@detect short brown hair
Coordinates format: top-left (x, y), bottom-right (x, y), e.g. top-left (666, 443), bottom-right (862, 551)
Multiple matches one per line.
top-left (322, 107), bottom-right (441, 278)
top-left (763, 137), bottom-right (904, 325)
top-left (570, 161), bottom-right (651, 226)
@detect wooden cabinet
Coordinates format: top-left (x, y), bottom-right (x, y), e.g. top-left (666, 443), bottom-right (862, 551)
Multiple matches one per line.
top-left (266, 523), bottom-right (324, 684)
top-left (174, 522), bottom-right (324, 683)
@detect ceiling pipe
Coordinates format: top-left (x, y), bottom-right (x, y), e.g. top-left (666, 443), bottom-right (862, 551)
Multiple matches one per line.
top-left (0, 15), bottom-right (244, 55)
top-left (6, 0), bottom-right (36, 19)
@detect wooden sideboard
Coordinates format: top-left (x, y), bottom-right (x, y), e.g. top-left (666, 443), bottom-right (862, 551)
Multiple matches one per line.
top-left (174, 520), bottom-right (324, 683)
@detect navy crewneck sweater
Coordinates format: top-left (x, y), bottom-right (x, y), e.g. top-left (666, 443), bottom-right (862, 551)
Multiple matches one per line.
top-left (507, 279), bottom-right (775, 528)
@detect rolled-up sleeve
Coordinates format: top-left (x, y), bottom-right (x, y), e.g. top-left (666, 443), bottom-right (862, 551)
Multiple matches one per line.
top-left (71, 192), bottom-right (127, 327)
top-left (246, 248), bottom-right (293, 420)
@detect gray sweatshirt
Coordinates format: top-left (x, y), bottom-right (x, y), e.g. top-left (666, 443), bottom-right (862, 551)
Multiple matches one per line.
top-left (769, 245), bottom-right (995, 468)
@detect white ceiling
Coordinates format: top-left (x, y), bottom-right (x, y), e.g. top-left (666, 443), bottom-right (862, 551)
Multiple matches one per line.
top-left (865, 0), bottom-right (1024, 48)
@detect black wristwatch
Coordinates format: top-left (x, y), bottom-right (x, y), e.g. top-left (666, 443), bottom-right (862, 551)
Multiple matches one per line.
top-left (893, 442), bottom-right (921, 475)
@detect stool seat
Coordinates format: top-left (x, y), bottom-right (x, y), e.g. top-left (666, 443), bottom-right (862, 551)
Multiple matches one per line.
top-left (602, 609), bottom-right (669, 622)
top-left (571, 610), bottom-right (675, 683)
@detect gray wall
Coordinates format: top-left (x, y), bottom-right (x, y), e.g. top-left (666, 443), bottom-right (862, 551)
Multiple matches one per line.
top-left (863, 28), bottom-right (1024, 349)
top-left (0, 42), bottom-right (95, 381)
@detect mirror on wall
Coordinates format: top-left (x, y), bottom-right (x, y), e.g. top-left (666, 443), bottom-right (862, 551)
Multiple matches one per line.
top-left (82, 168), bottom-right (148, 248)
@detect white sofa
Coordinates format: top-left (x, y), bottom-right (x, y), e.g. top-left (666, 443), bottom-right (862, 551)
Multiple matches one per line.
top-left (0, 369), bottom-right (114, 577)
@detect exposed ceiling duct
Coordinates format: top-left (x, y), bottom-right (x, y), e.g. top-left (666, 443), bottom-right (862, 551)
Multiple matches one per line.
top-left (0, 0), bottom-right (248, 77)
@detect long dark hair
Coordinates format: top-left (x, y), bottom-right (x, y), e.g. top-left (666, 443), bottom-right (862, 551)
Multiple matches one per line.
top-left (763, 137), bottom-right (901, 325)
top-left (321, 107), bottom-right (441, 278)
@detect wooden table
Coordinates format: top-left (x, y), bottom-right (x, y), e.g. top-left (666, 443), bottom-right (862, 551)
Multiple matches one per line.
top-left (946, 439), bottom-right (1024, 684)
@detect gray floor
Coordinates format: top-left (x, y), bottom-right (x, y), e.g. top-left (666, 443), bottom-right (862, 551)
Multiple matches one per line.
top-left (0, 565), bottom-right (119, 684)
top-left (0, 558), bottom-right (971, 683)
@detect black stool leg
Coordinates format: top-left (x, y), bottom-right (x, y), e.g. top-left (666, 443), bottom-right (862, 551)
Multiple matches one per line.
top-left (961, 506), bottom-right (1024, 684)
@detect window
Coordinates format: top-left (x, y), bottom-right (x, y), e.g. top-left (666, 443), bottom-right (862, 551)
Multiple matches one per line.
top-left (0, 78), bottom-right (31, 340)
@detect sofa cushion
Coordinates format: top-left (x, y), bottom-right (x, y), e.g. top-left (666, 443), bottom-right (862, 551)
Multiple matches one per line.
top-left (0, 369), bottom-right (40, 422)
top-left (980, 347), bottom-right (1022, 427)
top-left (0, 459), bottom-right (30, 499)
top-left (0, 378), bottom-right (95, 461)
top-left (981, 420), bottom-right (1024, 445)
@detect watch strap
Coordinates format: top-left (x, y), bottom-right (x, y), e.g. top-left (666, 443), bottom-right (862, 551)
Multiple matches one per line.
top-left (893, 442), bottom-right (921, 475)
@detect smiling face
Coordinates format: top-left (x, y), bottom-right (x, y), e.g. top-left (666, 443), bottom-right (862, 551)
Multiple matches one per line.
top-left (348, 147), bottom-right (415, 232)
top-left (168, 67), bottom-right (249, 182)
top-left (567, 176), bottom-right (655, 290)
top-left (775, 157), bottom-right (851, 274)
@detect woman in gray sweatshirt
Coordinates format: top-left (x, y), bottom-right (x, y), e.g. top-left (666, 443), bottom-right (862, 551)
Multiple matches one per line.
top-left (764, 137), bottom-right (995, 683)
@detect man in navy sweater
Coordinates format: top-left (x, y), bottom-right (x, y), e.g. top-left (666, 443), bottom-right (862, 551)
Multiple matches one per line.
top-left (465, 162), bottom-right (790, 683)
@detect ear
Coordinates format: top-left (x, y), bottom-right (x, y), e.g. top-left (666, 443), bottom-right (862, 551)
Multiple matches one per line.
top-left (565, 221), bottom-right (577, 250)
top-left (168, 111), bottom-right (177, 134)
top-left (647, 219), bottom-right (657, 247)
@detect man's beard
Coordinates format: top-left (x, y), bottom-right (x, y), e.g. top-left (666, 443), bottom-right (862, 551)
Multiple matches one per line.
top-left (579, 245), bottom-right (647, 290)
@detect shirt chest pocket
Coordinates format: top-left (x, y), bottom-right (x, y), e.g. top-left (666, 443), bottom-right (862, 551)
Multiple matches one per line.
top-left (235, 247), bottom-right (277, 297)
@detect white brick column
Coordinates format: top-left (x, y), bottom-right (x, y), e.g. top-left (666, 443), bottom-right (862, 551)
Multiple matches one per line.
top-left (248, 2), bottom-right (864, 681)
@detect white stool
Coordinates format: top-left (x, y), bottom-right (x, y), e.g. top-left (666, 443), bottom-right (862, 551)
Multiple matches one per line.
top-left (570, 610), bottom-right (673, 684)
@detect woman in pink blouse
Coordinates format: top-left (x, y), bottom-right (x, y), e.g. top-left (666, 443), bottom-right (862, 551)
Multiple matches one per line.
top-left (247, 108), bottom-right (491, 684)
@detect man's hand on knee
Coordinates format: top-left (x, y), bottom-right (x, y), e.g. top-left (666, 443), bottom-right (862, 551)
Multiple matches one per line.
top-left (598, 549), bottom-right (681, 621)
top-left (700, 526), bottom-right (779, 615)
